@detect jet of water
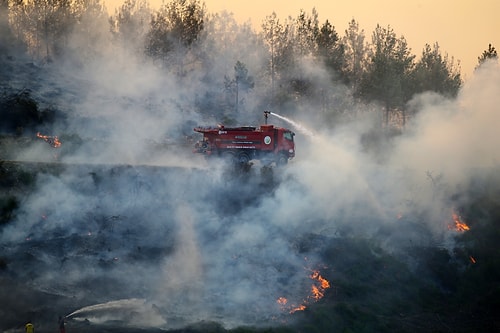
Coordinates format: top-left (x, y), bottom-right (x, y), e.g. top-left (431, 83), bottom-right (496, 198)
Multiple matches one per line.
top-left (65, 298), bottom-right (166, 327)
top-left (66, 298), bottom-right (147, 318)
top-left (269, 112), bottom-right (315, 138)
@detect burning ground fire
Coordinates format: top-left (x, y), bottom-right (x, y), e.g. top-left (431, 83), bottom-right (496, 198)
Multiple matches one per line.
top-left (36, 132), bottom-right (61, 148)
top-left (447, 210), bottom-right (476, 264)
top-left (277, 269), bottom-right (330, 314)
top-left (448, 211), bottom-right (470, 232)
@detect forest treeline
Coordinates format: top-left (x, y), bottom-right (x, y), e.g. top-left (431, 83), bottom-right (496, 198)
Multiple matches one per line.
top-left (0, 0), bottom-right (498, 126)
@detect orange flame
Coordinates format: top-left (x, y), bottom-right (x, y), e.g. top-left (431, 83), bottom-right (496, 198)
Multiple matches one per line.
top-left (311, 285), bottom-right (323, 300)
top-left (276, 297), bottom-right (307, 314)
top-left (310, 270), bottom-right (330, 300)
top-left (37, 132), bottom-right (61, 148)
top-left (311, 270), bottom-right (330, 289)
top-left (290, 305), bottom-right (306, 313)
top-left (276, 297), bottom-right (287, 306)
top-left (469, 256), bottom-right (476, 264)
top-left (449, 212), bottom-right (470, 232)
top-left (277, 269), bottom-right (330, 314)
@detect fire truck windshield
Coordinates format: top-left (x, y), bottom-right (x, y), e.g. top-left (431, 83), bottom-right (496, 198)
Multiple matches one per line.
top-left (284, 131), bottom-right (294, 141)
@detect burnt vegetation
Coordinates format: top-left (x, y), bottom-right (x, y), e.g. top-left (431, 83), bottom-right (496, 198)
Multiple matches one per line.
top-left (0, 0), bottom-right (499, 332)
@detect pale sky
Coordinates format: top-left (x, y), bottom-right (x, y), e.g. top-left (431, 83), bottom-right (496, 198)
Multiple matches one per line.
top-left (107, 0), bottom-right (500, 79)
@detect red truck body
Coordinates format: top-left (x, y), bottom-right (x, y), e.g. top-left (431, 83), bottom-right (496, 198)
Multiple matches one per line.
top-left (193, 124), bottom-right (295, 165)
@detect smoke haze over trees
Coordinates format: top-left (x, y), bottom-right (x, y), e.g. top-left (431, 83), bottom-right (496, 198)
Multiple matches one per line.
top-left (2, 0), bottom-right (471, 124)
top-left (1, 0), bottom-right (500, 332)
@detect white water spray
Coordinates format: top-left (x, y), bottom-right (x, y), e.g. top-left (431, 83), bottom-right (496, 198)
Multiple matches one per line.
top-left (66, 298), bottom-right (166, 326)
top-left (269, 112), bottom-right (315, 138)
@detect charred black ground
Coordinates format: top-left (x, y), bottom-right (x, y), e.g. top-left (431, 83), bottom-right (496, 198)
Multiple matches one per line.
top-left (1, 156), bottom-right (500, 332)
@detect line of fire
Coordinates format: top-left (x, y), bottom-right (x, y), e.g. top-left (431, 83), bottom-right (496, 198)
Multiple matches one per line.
top-left (36, 132), bottom-right (61, 148)
top-left (448, 209), bottom-right (476, 264)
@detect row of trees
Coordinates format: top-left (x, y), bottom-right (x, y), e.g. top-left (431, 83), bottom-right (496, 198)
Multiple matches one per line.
top-left (5, 0), bottom-right (108, 60)
top-left (260, 13), bottom-right (463, 125)
top-left (2, 0), bottom-right (498, 126)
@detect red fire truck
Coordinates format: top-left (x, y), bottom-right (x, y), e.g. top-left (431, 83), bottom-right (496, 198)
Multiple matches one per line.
top-left (193, 113), bottom-right (295, 165)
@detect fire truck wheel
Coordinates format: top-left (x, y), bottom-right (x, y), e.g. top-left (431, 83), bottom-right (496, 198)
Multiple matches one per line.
top-left (276, 154), bottom-right (288, 166)
top-left (222, 151), bottom-right (236, 163)
top-left (238, 152), bottom-right (250, 164)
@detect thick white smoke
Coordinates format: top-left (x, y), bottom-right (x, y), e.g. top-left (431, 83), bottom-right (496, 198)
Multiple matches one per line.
top-left (2, 5), bottom-right (499, 329)
top-left (393, 60), bottom-right (500, 178)
top-left (259, 60), bottom-right (500, 253)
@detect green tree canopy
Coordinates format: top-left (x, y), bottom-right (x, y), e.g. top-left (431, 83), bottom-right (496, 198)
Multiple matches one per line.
top-left (9, 0), bottom-right (75, 60)
top-left (412, 43), bottom-right (461, 98)
top-left (342, 19), bottom-right (369, 90)
top-left (109, 0), bottom-right (151, 54)
top-left (145, 0), bottom-right (205, 69)
top-left (159, 0), bottom-right (205, 47)
top-left (0, 0), bottom-right (18, 54)
top-left (476, 43), bottom-right (498, 68)
top-left (359, 25), bottom-right (415, 125)
top-left (315, 19), bottom-right (344, 76)
top-left (224, 60), bottom-right (254, 113)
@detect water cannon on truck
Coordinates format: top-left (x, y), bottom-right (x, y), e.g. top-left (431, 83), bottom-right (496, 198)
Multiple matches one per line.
top-left (193, 111), bottom-right (295, 166)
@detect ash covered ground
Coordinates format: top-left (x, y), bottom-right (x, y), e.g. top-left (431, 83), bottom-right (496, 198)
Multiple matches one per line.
top-left (1, 140), bottom-right (499, 333)
top-left (1, 161), bottom-right (319, 332)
